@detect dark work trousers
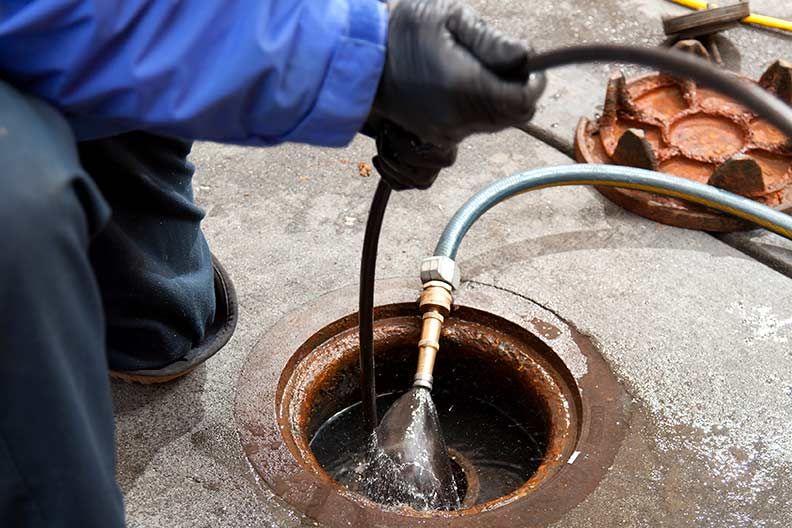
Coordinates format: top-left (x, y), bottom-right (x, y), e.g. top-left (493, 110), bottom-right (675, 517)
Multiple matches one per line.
top-left (0, 80), bottom-right (216, 527)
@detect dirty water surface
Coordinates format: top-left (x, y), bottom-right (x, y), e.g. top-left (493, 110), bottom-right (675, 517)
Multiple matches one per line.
top-left (310, 379), bottom-right (549, 509)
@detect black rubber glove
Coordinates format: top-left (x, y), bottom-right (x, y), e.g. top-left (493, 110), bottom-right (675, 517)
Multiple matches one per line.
top-left (373, 0), bottom-right (546, 147)
top-left (365, 118), bottom-right (457, 191)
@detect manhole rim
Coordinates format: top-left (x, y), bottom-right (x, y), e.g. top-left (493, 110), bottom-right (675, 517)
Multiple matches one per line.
top-left (282, 303), bottom-right (580, 512)
top-left (235, 278), bottom-right (628, 528)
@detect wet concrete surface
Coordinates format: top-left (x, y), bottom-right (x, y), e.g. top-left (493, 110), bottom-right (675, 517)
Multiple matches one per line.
top-left (114, 1), bottom-right (792, 527)
top-left (471, 237), bottom-right (792, 527)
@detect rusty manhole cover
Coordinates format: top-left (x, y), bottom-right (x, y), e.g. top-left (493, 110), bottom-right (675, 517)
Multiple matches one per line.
top-left (575, 58), bottom-right (792, 232)
top-left (235, 279), bottom-right (628, 527)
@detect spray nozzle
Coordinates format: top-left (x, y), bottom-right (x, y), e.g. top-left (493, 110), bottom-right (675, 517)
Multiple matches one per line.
top-left (413, 279), bottom-right (454, 390)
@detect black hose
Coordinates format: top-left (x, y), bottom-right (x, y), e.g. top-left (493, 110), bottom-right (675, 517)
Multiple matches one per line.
top-left (357, 44), bottom-right (792, 435)
top-left (359, 179), bottom-right (392, 433)
top-left (530, 45), bottom-right (792, 140)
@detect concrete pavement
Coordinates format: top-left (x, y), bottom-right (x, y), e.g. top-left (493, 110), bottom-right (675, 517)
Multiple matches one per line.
top-left (114, 2), bottom-right (792, 526)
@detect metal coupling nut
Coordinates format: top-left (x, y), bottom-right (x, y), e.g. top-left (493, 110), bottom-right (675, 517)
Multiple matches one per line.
top-left (420, 256), bottom-right (460, 290)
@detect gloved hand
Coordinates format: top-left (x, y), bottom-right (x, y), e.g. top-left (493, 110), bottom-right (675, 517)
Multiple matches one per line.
top-left (372, 0), bottom-right (545, 147)
top-left (368, 119), bottom-right (458, 190)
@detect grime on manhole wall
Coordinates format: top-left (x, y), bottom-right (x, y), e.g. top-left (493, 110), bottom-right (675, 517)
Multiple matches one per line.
top-left (235, 279), bottom-right (629, 528)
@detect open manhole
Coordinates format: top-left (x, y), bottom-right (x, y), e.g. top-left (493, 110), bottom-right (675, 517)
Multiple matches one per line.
top-left (236, 279), bottom-right (628, 527)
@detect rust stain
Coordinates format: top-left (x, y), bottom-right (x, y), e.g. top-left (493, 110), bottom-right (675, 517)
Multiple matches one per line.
top-left (530, 318), bottom-right (562, 340)
top-left (575, 56), bottom-right (792, 232)
top-left (236, 288), bottom-right (628, 528)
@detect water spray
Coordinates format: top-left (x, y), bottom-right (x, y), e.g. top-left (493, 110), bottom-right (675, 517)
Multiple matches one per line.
top-left (356, 43), bottom-right (792, 511)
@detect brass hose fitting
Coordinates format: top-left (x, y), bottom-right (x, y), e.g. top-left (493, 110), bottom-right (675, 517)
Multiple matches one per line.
top-left (413, 280), bottom-right (453, 390)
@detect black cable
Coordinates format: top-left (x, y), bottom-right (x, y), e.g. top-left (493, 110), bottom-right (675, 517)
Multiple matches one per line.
top-left (359, 179), bottom-right (392, 434)
top-left (356, 44), bottom-right (792, 436)
top-left (530, 44), bottom-right (792, 140)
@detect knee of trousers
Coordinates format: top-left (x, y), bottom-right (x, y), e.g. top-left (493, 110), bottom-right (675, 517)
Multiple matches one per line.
top-left (0, 82), bottom-right (109, 270)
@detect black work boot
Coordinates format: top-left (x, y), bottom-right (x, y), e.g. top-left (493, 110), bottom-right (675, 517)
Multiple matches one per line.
top-left (78, 132), bottom-right (238, 383)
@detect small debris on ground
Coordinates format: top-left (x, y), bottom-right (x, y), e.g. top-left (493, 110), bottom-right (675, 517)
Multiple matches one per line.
top-left (358, 162), bottom-right (372, 178)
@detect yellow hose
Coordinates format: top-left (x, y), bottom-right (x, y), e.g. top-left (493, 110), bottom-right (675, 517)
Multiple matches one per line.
top-left (670, 0), bottom-right (709, 8)
top-left (668, 0), bottom-right (792, 33)
top-left (745, 12), bottom-right (792, 32)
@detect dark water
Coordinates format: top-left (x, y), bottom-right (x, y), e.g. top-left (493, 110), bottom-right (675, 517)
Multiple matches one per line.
top-left (310, 387), bottom-right (547, 508)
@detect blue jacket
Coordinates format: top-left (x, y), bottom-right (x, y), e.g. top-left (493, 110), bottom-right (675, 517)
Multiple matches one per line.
top-left (0, 0), bottom-right (387, 146)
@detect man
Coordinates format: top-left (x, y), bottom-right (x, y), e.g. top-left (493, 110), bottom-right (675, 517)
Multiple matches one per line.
top-left (0, 0), bottom-right (542, 525)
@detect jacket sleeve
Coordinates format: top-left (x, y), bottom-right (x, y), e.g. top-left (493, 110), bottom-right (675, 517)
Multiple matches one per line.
top-left (0, 0), bottom-right (388, 146)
